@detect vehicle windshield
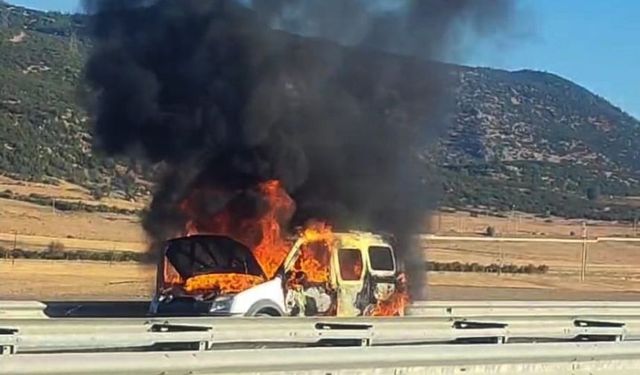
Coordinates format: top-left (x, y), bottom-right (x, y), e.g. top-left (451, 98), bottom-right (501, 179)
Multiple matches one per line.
top-left (165, 235), bottom-right (265, 279)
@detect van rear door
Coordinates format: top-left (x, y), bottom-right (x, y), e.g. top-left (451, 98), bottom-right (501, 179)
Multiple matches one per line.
top-left (333, 248), bottom-right (365, 316)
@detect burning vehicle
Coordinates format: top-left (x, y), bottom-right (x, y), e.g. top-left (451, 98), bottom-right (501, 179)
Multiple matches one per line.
top-left (149, 229), bottom-right (407, 317)
top-left (146, 180), bottom-right (408, 317)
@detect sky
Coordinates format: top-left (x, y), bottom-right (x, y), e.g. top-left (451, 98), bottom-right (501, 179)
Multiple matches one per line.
top-left (7, 0), bottom-right (640, 119)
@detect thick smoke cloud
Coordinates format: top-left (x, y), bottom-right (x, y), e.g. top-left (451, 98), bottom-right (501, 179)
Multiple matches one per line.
top-left (83, 0), bottom-right (513, 298)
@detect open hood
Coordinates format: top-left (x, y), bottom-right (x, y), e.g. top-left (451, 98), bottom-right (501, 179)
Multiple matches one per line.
top-left (164, 235), bottom-right (266, 280)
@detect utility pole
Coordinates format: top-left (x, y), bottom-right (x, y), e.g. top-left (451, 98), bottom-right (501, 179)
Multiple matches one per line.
top-left (497, 242), bottom-right (503, 277)
top-left (580, 222), bottom-right (588, 282)
top-left (0, 8), bottom-right (8, 29)
top-left (68, 30), bottom-right (79, 54)
top-left (11, 230), bottom-right (16, 266)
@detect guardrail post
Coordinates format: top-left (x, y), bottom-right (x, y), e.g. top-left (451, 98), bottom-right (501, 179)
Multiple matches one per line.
top-left (1, 344), bottom-right (15, 355)
top-left (0, 328), bottom-right (18, 356)
top-left (198, 341), bottom-right (214, 351)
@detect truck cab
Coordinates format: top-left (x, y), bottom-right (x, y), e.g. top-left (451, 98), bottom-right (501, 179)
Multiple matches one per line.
top-left (149, 231), bottom-right (406, 317)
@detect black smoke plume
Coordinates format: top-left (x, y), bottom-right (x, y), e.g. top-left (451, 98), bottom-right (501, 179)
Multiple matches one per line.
top-left (83, 0), bottom-right (514, 299)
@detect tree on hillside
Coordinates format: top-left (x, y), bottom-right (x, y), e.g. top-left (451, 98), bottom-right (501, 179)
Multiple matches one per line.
top-left (0, 6), bottom-right (8, 29)
top-left (586, 185), bottom-right (601, 201)
top-left (485, 226), bottom-right (496, 237)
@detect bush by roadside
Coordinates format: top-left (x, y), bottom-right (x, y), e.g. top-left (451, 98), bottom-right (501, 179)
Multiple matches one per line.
top-left (0, 190), bottom-right (141, 216)
top-left (0, 245), bottom-right (549, 275)
top-left (426, 261), bottom-right (549, 274)
top-left (0, 246), bottom-right (145, 262)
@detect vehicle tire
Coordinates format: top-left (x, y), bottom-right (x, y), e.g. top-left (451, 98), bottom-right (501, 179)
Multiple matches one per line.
top-left (253, 308), bottom-right (281, 317)
top-left (245, 300), bottom-right (285, 317)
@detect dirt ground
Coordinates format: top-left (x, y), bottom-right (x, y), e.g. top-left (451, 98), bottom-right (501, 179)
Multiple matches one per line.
top-left (1, 181), bottom-right (637, 252)
top-left (0, 176), bottom-right (148, 211)
top-left (0, 176), bottom-right (147, 251)
top-left (428, 210), bottom-right (639, 238)
top-left (426, 240), bottom-right (640, 274)
top-left (0, 198), bottom-right (146, 251)
top-left (2, 258), bottom-right (640, 301)
top-left (1, 182), bottom-right (640, 301)
top-left (0, 259), bottom-right (154, 300)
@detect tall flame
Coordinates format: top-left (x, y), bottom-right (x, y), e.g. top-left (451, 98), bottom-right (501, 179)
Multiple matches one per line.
top-left (252, 180), bottom-right (295, 277)
top-left (291, 221), bottom-right (335, 284)
top-left (180, 180), bottom-right (294, 278)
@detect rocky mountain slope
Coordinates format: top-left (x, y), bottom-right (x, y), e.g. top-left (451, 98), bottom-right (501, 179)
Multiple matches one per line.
top-left (1, 3), bottom-right (639, 220)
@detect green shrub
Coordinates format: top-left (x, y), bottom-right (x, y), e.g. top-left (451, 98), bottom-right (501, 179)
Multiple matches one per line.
top-left (5, 248), bottom-right (143, 263)
top-left (425, 261), bottom-right (550, 275)
top-left (47, 241), bottom-right (65, 253)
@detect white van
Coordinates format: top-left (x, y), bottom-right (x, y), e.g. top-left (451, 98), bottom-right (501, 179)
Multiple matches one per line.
top-left (149, 231), bottom-right (406, 317)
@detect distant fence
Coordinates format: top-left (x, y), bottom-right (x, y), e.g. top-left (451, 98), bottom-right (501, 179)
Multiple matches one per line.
top-left (0, 231), bottom-right (146, 253)
top-left (422, 234), bottom-right (640, 282)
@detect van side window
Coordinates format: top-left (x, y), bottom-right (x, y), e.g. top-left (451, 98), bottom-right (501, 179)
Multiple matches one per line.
top-left (338, 248), bottom-right (363, 281)
top-left (369, 246), bottom-right (395, 271)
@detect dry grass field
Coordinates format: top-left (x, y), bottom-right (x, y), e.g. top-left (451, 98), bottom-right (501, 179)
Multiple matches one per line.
top-left (426, 239), bottom-right (640, 295)
top-left (0, 177), bottom-right (147, 251)
top-left (0, 198), bottom-right (146, 251)
top-left (428, 210), bottom-right (639, 238)
top-left (0, 259), bottom-right (154, 300)
top-left (0, 175), bottom-right (148, 211)
top-left (1, 178), bottom-right (640, 301)
top-left (3, 257), bottom-right (640, 301)
top-left (427, 240), bottom-right (640, 272)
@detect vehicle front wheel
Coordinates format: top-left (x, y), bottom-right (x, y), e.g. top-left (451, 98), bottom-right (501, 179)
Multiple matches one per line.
top-left (252, 308), bottom-right (281, 317)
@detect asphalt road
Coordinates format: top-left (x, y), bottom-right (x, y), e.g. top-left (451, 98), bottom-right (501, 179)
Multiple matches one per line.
top-left (42, 300), bottom-right (151, 317)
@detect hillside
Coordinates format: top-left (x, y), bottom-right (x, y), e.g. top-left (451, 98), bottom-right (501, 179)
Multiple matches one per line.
top-left (1, 3), bottom-right (639, 221)
top-left (0, 3), bottom-right (149, 201)
top-left (438, 67), bottom-right (640, 220)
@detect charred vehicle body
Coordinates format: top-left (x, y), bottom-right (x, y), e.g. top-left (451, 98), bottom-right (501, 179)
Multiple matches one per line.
top-left (149, 231), bottom-right (407, 317)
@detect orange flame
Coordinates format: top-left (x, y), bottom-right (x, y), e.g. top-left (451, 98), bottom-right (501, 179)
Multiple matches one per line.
top-left (290, 221), bottom-right (335, 284)
top-left (300, 221), bottom-right (334, 243)
top-left (369, 273), bottom-right (410, 316)
top-left (184, 273), bottom-right (265, 294)
top-left (162, 259), bottom-right (184, 286)
top-left (369, 291), bottom-right (409, 316)
top-left (180, 180), bottom-right (294, 278)
top-left (251, 180), bottom-right (295, 278)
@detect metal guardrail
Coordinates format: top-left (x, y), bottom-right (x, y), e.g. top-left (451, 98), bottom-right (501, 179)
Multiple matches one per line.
top-left (3, 301), bottom-right (640, 373)
top-left (2, 300), bottom-right (640, 354)
top-left (7, 300), bottom-right (640, 319)
top-left (2, 341), bottom-right (640, 374)
top-left (0, 315), bottom-right (638, 352)
top-left (0, 301), bottom-right (47, 319)
top-left (1, 317), bottom-right (509, 352)
top-left (408, 300), bottom-right (640, 317)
